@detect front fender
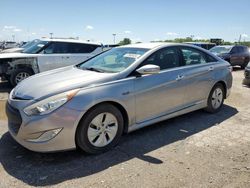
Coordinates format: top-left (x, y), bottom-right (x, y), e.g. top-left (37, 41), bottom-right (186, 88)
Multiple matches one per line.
top-left (65, 77), bottom-right (136, 126)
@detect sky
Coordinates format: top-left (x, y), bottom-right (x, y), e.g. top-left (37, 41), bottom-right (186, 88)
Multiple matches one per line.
top-left (0, 0), bottom-right (250, 44)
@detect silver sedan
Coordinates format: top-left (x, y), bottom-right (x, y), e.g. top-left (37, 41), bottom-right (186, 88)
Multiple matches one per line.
top-left (6, 43), bottom-right (233, 153)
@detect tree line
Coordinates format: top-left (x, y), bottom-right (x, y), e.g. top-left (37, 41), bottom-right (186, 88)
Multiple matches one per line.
top-left (118, 37), bottom-right (250, 47)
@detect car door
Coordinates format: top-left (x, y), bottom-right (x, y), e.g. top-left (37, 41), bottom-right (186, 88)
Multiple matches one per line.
top-left (240, 46), bottom-right (250, 65)
top-left (243, 46), bottom-right (250, 63)
top-left (178, 46), bottom-right (216, 105)
top-left (134, 47), bottom-right (188, 123)
top-left (37, 42), bottom-right (70, 72)
top-left (230, 46), bottom-right (244, 65)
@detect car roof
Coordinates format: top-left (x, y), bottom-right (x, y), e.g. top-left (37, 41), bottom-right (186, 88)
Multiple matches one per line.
top-left (118, 42), bottom-right (177, 50)
top-left (185, 42), bottom-right (216, 45)
top-left (214, 45), bottom-right (234, 48)
top-left (39, 38), bottom-right (102, 45)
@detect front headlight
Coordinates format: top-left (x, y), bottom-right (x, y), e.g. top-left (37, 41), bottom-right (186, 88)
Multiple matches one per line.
top-left (24, 89), bottom-right (79, 116)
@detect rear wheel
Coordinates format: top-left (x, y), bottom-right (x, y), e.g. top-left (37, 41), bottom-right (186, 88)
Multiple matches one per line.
top-left (241, 60), bottom-right (249, 69)
top-left (10, 68), bottom-right (33, 86)
top-left (204, 83), bottom-right (225, 113)
top-left (76, 104), bottom-right (124, 154)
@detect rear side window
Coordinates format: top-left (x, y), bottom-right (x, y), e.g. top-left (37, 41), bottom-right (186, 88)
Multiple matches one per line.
top-left (237, 46), bottom-right (244, 53)
top-left (231, 47), bottom-right (239, 54)
top-left (206, 54), bottom-right (218, 62)
top-left (180, 47), bottom-right (208, 65)
top-left (243, 46), bottom-right (249, 52)
top-left (239, 46), bottom-right (249, 53)
top-left (140, 47), bottom-right (180, 70)
top-left (68, 43), bottom-right (99, 53)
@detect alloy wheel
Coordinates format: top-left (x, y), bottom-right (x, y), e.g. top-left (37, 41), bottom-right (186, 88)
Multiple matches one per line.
top-left (15, 72), bottom-right (30, 84)
top-left (211, 87), bottom-right (223, 109)
top-left (87, 112), bottom-right (118, 147)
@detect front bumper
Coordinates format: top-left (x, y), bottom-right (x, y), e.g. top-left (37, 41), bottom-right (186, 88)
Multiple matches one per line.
top-left (6, 101), bottom-right (85, 152)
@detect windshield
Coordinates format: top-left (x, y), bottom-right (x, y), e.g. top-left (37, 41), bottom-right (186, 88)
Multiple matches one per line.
top-left (22, 40), bottom-right (49, 54)
top-left (21, 39), bottom-right (40, 49)
top-left (78, 47), bottom-right (149, 73)
top-left (210, 46), bottom-right (232, 54)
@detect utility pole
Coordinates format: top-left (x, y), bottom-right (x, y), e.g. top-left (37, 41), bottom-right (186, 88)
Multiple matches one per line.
top-left (49, 33), bottom-right (53, 39)
top-left (112, 33), bottom-right (116, 44)
top-left (238, 34), bottom-right (242, 43)
top-left (12, 35), bottom-right (15, 42)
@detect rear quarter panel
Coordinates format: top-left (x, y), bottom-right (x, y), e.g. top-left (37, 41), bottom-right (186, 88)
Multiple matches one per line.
top-left (210, 60), bottom-right (232, 98)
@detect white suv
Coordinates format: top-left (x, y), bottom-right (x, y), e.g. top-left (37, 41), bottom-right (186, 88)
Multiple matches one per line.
top-left (0, 38), bottom-right (103, 86)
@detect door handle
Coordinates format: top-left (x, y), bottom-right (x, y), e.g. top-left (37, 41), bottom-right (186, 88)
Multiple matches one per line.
top-left (208, 66), bottom-right (214, 71)
top-left (176, 75), bottom-right (184, 81)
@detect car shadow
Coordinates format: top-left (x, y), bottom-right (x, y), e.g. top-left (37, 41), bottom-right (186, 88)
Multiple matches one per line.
top-left (0, 80), bottom-right (12, 93)
top-left (0, 104), bottom-right (238, 186)
top-left (232, 66), bottom-right (244, 72)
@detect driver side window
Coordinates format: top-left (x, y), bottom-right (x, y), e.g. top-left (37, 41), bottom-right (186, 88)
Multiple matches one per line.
top-left (180, 47), bottom-right (207, 65)
top-left (139, 47), bottom-right (180, 71)
top-left (43, 42), bottom-right (69, 54)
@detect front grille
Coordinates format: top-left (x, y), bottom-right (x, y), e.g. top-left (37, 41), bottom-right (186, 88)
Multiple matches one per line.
top-left (6, 103), bottom-right (22, 135)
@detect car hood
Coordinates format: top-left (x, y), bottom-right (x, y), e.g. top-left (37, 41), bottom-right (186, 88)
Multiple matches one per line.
top-left (13, 66), bottom-right (116, 101)
top-left (0, 52), bottom-right (38, 59)
top-left (211, 52), bottom-right (230, 57)
top-left (1, 48), bottom-right (24, 53)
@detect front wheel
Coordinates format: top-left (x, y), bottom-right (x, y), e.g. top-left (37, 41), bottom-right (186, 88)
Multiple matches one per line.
top-left (10, 68), bottom-right (33, 86)
top-left (76, 104), bottom-right (124, 154)
top-left (241, 61), bottom-right (249, 69)
top-left (204, 83), bottom-right (225, 113)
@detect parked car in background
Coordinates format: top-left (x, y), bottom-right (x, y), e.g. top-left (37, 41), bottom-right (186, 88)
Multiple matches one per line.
top-left (2, 41), bottom-right (19, 49)
top-left (210, 45), bottom-right (250, 69)
top-left (184, 42), bottom-right (216, 50)
top-left (0, 38), bottom-right (103, 86)
top-left (0, 40), bottom-right (38, 53)
top-left (243, 62), bottom-right (250, 86)
top-left (0, 42), bottom-right (4, 50)
top-left (102, 44), bottom-right (120, 51)
top-left (6, 43), bottom-right (232, 154)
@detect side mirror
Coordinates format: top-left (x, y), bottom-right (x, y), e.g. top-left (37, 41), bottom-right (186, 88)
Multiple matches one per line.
top-left (136, 64), bottom-right (160, 75)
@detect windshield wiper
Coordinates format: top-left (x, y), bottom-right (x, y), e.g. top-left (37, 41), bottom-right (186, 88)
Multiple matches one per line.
top-left (84, 67), bottom-right (104, 73)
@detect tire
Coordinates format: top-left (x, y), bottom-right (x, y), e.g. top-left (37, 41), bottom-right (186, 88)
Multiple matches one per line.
top-left (76, 104), bottom-right (124, 154)
top-left (241, 65), bottom-right (246, 69)
top-left (241, 60), bottom-right (249, 69)
top-left (204, 83), bottom-right (225, 113)
top-left (10, 68), bottom-right (33, 86)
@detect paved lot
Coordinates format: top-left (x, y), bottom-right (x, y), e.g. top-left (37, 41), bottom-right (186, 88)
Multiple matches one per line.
top-left (0, 70), bottom-right (249, 188)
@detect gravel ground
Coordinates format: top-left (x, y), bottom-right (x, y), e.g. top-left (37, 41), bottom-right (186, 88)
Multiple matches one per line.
top-left (0, 70), bottom-right (249, 188)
